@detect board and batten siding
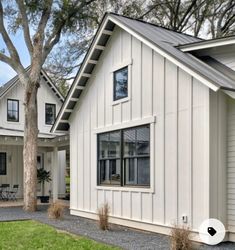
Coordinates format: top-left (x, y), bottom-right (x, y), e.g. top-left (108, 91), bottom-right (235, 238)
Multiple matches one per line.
top-left (69, 26), bottom-right (211, 231)
top-left (227, 97), bottom-right (235, 231)
top-left (0, 78), bottom-right (62, 134)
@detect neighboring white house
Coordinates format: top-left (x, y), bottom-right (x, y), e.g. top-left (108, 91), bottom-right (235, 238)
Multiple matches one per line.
top-left (0, 67), bottom-right (68, 199)
top-left (52, 13), bottom-right (235, 242)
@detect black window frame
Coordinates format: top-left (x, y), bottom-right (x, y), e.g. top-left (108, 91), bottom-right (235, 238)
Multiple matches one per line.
top-left (113, 66), bottom-right (128, 101)
top-left (97, 125), bottom-right (150, 188)
top-left (0, 152), bottom-right (7, 175)
top-left (7, 99), bottom-right (19, 122)
top-left (45, 103), bottom-right (56, 125)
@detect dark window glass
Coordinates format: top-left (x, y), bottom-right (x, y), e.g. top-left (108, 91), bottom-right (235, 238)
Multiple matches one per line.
top-left (123, 125), bottom-right (150, 186)
top-left (113, 66), bottom-right (128, 101)
top-left (98, 125), bottom-right (150, 187)
top-left (0, 153), bottom-right (6, 175)
top-left (98, 131), bottom-right (121, 185)
top-left (45, 103), bottom-right (56, 125)
top-left (7, 99), bottom-right (19, 122)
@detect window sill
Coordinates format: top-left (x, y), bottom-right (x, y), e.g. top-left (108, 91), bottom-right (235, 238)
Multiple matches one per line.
top-left (6, 121), bottom-right (20, 125)
top-left (96, 185), bottom-right (154, 193)
top-left (112, 97), bottom-right (130, 106)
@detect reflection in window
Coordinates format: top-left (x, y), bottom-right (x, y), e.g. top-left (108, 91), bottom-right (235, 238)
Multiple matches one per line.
top-left (123, 126), bottom-right (150, 186)
top-left (98, 131), bottom-right (121, 185)
top-left (113, 66), bottom-right (128, 101)
top-left (7, 99), bottom-right (19, 122)
top-left (45, 103), bottom-right (56, 125)
top-left (98, 125), bottom-right (150, 187)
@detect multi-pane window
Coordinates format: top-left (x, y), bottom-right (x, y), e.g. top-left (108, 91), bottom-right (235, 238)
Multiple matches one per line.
top-left (113, 66), bottom-right (128, 101)
top-left (0, 153), bottom-right (6, 175)
top-left (98, 125), bottom-right (150, 187)
top-left (45, 103), bottom-right (56, 125)
top-left (7, 99), bottom-right (19, 122)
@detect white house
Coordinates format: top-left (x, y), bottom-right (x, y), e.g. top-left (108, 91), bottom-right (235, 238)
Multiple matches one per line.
top-left (52, 13), bottom-right (235, 242)
top-left (0, 67), bottom-right (68, 199)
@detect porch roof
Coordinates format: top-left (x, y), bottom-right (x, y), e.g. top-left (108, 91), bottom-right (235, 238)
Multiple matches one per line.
top-left (0, 127), bottom-right (56, 139)
top-left (0, 127), bottom-right (69, 148)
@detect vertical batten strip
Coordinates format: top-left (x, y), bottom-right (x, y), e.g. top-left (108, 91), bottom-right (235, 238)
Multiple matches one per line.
top-left (176, 66), bottom-right (179, 224)
top-left (129, 35), bottom-right (133, 121)
top-left (189, 76), bottom-right (193, 227)
top-left (163, 57), bottom-right (166, 225)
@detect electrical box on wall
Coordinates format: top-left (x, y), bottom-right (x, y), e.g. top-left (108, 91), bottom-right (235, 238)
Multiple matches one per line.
top-left (182, 215), bottom-right (188, 223)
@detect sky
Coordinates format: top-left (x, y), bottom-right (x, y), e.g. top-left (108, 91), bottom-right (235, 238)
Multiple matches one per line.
top-left (0, 30), bottom-right (30, 86)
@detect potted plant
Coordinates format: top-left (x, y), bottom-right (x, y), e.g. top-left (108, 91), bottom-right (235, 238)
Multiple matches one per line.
top-left (37, 168), bottom-right (52, 203)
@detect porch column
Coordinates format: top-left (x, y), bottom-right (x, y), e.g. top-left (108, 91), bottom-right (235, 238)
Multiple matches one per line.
top-left (52, 147), bottom-right (58, 202)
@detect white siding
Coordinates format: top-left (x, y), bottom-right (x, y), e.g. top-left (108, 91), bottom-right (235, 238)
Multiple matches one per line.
top-left (0, 78), bottom-right (62, 133)
top-left (69, 27), bottom-right (211, 231)
top-left (227, 97), bottom-right (235, 231)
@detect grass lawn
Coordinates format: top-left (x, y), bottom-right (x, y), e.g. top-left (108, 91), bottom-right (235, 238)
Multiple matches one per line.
top-left (0, 220), bottom-right (118, 250)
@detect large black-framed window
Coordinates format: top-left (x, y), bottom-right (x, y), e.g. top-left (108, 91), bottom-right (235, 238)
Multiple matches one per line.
top-left (113, 66), bottom-right (128, 101)
top-left (98, 125), bottom-right (150, 187)
top-left (7, 99), bottom-right (19, 122)
top-left (45, 103), bottom-right (56, 125)
top-left (0, 153), bottom-right (7, 175)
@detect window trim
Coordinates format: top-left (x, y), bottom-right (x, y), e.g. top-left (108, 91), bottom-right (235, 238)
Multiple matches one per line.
top-left (112, 59), bottom-right (132, 106)
top-left (97, 123), bottom-right (152, 189)
top-left (0, 152), bottom-right (7, 176)
top-left (113, 66), bottom-right (129, 102)
top-left (45, 103), bottom-right (56, 125)
top-left (95, 117), bottom-right (155, 193)
top-left (7, 99), bottom-right (19, 122)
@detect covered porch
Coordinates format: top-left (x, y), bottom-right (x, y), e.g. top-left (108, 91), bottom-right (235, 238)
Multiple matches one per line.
top-left (0, 129), bottom-right (69, 202)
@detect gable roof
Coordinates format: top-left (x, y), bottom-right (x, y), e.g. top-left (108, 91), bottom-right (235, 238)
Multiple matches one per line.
top-left (0, 66), bottom-right (64, 103)
top-left (52, 12), bottom-right (235, 132)
top-left (178, 35), bottom-right (235, 52)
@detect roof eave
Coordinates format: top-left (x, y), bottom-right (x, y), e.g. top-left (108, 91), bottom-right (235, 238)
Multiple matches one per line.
top-left (52, 13), bottom-right (229, 133)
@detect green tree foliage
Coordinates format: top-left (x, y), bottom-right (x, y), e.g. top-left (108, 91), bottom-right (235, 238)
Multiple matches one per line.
top-left (45, 0), bottom-right (235, 86)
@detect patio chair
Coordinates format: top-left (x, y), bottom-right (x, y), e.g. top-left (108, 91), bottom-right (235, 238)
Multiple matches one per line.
top-left (8, 185), bottom-right (19, 201)
top-left (1, 184), bottom-right (10, 201)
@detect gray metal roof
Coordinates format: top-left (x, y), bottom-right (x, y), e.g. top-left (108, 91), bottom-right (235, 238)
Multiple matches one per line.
top-left (52, 13), bottom-right (235, 132)
top-left (113, 14), bottom-right (235, 89)
top-left (178, 35), bottom-right (235, 51)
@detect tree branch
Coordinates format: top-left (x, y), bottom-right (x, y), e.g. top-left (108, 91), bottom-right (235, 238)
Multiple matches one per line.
top-left (42, 0), bottom-right (96, 62)
top-left (0, 0), bottom-right (22, 67)
top-left (15, 0), bottom-right (33, 56)
top-left (0, 52), bottom-right (14, 67)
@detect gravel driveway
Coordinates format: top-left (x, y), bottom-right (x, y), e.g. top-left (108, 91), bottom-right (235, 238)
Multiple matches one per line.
top-left (0, 205), bottom-right (234, 250)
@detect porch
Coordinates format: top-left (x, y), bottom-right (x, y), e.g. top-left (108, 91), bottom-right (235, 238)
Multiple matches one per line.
top-left (0, 130), bottom-right (69, 202)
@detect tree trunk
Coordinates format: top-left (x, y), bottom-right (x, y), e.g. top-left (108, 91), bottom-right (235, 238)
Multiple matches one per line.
top-left (23, 82), bottom-right (39, 212)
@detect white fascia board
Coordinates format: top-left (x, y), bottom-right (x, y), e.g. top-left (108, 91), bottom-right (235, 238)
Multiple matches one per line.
top-left (180, 38), bottom-right (235, 52)
top-left (108, 16), bottom-right (220, 92)
top-left (52, 14), bottom-right (222, 132)
top-left (41, 70), bottom-right (65, 101)
top-left (52, 16), bottom-right (110, 133)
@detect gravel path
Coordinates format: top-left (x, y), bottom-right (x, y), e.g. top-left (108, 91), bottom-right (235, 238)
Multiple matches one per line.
top-left (0, 205), bottom-right (234, 250)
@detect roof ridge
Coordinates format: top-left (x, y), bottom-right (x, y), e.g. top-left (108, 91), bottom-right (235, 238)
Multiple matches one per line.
top-left (107, 12), bottom-right (203, 41)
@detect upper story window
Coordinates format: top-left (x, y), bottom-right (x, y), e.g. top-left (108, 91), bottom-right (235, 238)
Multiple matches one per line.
top-left (7, 99), bottom-right (19, 122)
top-left (0, 152), bottom-right (7, 175)
top-left (113, 66), bottom-right (128, 101)
top-left (45, 103), bottom-right (56, 125)
top-left (97, 125), bottom-right (150, 187)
